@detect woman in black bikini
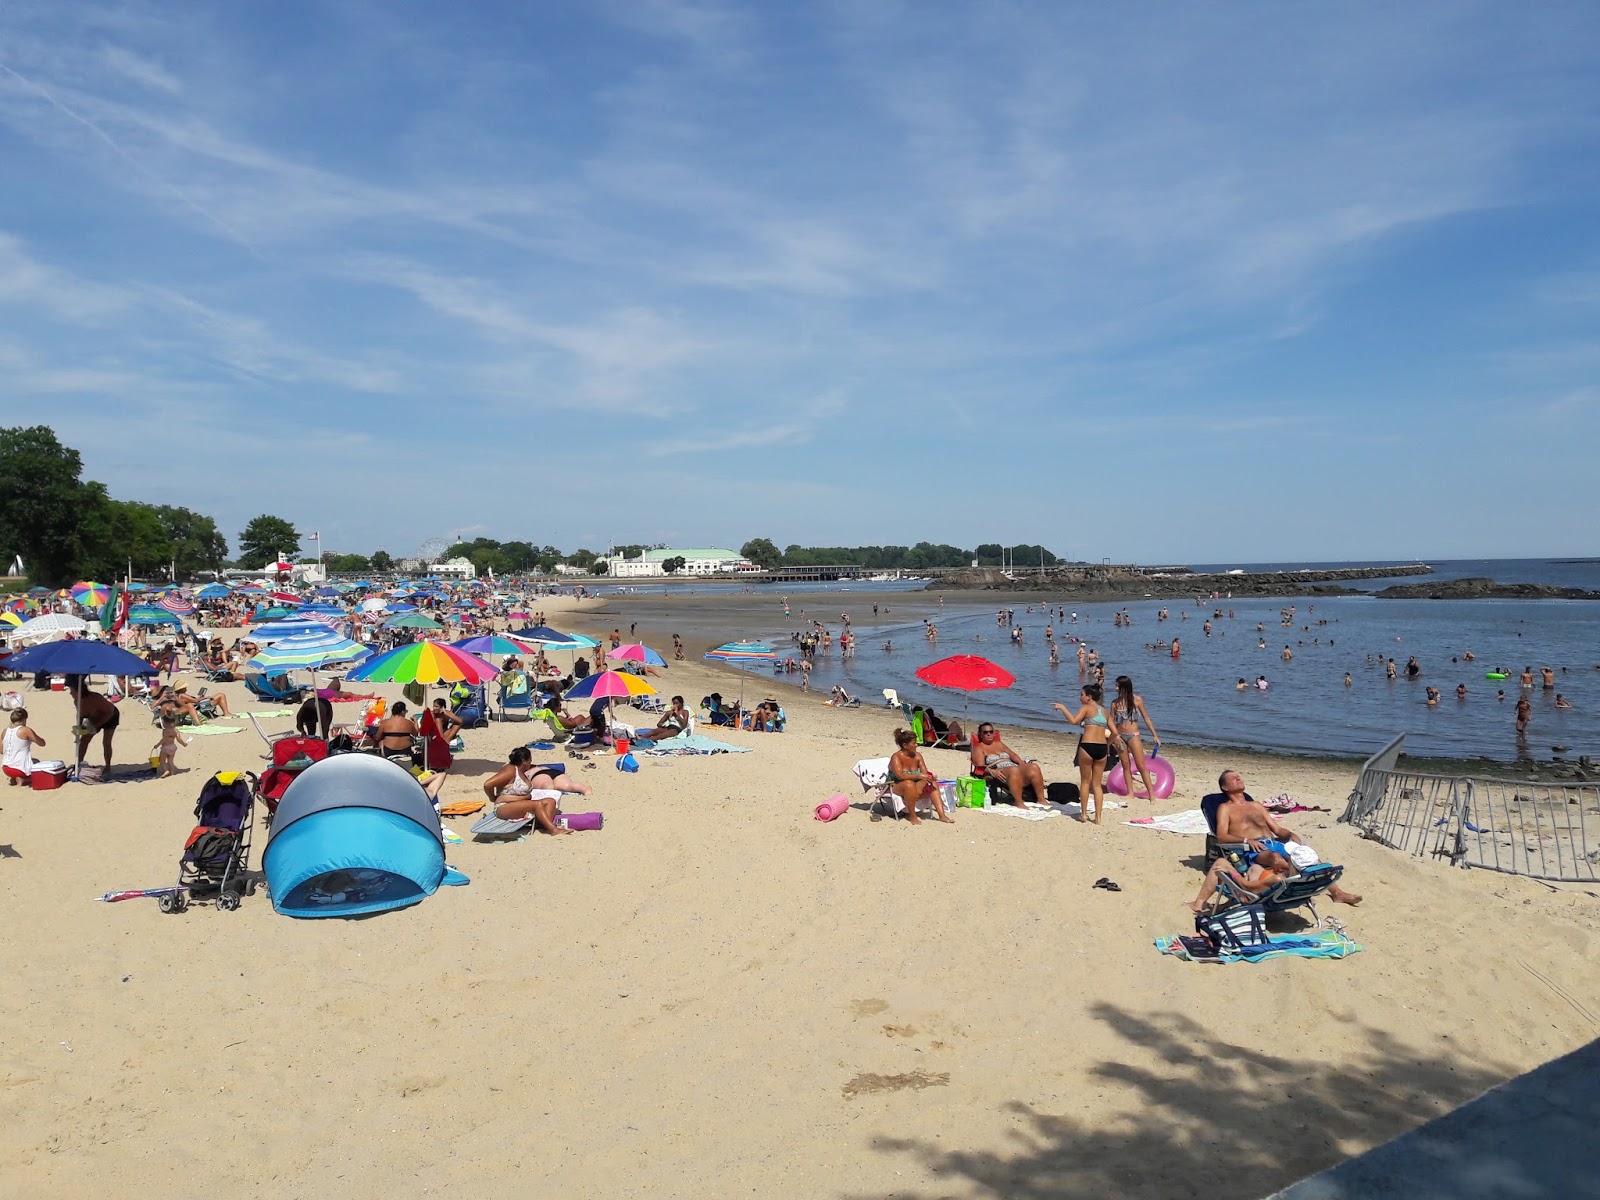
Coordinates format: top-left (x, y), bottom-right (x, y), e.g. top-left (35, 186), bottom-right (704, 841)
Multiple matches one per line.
top-left (370, 700), bottom-right (420, 764)
top-left (1052, 683), bottom-right (1121, 824)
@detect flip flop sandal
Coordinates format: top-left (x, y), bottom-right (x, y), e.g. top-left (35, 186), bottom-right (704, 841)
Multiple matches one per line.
top-left (1092, 879), bottom-right (1122, 892)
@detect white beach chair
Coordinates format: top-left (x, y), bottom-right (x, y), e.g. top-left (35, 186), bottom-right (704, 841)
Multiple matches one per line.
top-left (853, 757), bottom-right (944, 820)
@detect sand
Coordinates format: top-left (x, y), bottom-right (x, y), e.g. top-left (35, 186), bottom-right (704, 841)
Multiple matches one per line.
top-left (3, 592), bottom-right (1599, 1198)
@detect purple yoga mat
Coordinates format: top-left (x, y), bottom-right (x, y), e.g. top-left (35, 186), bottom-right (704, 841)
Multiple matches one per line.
top-left (814, 793), bottom-right (851, 822)
top-left (556, 811), bottom-right (603, 831)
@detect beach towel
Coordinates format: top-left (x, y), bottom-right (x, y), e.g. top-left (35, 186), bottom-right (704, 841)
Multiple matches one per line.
top-left (184, 725), bottom-right (244, 736)
top-left (642, 732), bottom-right (752, 756)
top-left (1155, 929), bottom-right (1363, 964)
top-left (1046, 799), bottom-right (1125, 819)
top-left (231, 709), bottom-right (296, 719)
top-left (1125, 808), bottom-right (1211, 836)
top-left (977, 803), bottom-right (1057, 822)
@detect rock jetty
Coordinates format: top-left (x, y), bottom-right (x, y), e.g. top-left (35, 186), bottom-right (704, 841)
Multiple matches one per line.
top-left (932, 563), bottom-right (1430, 601)
top-left (1373, 577), bottom-right (1600, 600)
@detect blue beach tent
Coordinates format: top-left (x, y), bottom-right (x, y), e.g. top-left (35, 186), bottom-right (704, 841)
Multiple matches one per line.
top-left (262, 755), bottom-right (467, 918)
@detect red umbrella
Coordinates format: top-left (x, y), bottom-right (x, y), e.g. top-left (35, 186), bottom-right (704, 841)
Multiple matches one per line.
top-left (915, 655), bottom-right (1015, 691)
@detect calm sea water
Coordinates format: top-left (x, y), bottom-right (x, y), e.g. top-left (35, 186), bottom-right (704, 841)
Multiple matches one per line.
top-left (702, 559), bottom-right (1600, 761)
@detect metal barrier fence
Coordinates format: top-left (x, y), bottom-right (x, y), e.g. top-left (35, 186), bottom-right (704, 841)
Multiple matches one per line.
top-left (1341, 734), bottom-right (1600, 883)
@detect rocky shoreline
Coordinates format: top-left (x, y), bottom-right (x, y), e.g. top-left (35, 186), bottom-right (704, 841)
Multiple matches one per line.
top-left (929, 563), bottom-right (1429, 600)
top-left (1373, 577), bottom-right (1600, 600)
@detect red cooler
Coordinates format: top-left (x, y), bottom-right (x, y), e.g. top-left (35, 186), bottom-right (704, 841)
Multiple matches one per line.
top-left (31, 764), bottom-right (69, 791)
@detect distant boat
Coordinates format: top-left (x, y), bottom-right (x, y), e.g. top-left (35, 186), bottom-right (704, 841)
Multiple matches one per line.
top-left (1226, 569), bottom-right (1246, 575)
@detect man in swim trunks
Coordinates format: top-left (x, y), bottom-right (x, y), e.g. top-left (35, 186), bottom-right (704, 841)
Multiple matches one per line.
top-left (1213, 771), bottom-right (1362, 905)
top-left (969, 722), bottom-right (1046, 807)
top-left (67, 676), bottom-right (120, 774)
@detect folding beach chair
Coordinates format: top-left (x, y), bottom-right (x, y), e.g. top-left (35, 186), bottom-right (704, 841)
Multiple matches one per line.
top-left (1216, 863), bottom-right (1345, 929)
top-left (852, 757), bottom-right (943, 820)
top-left (497, 673), bottom-right (533, 722)
top-left (248, 712), bottom-right (301, 757)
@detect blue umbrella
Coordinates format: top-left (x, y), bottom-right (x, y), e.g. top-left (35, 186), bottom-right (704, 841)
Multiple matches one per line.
top-left (3, 640), bottom-right (158, 676)
top-left (195, 583), bottom-right (231, 599)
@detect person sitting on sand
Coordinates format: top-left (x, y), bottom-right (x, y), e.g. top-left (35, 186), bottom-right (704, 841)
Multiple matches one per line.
top-left (3, 707), bottom-right (44, 785)
top-left (889, 728), bottom-right (953, 825)
top-left (483, 747), bottom-right (571, 836)
top-left (637, 695), bottom-right (690, 742)
top-left (969, 722), bottom-right (1046, 809)
top-left (1213, 770), bottom-right (1363, 905)
top-left (1188, 847), bottom-right (1292, 912)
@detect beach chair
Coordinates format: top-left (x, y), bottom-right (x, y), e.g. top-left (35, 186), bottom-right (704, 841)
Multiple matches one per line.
top-left (882, 688), bottom-right (900, 708)
top-left (852, 757), bottom-right (943, 820)
top-left (1215, 863), bottom-right (1345, 929)
top-left (450, 683), bottom-right (488, 729)
top-left (417, 709), bottom-right (454, 771)
top-left (244, 672), bottom-right (306, 706)
top-left (248, 712), bottom-right (302, 756)
top-left (190, 660), bottom-right (234, 684)
top-left (1201, 791), bottom-right (1259, 869)
top-left (496, 672), bottom-right (533, 722)
top-left (900, 702), bottom-right (965, 750)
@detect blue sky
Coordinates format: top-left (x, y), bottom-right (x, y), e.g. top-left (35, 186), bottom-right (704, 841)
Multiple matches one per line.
top-left (2, 1), bottom-right (1597, 564)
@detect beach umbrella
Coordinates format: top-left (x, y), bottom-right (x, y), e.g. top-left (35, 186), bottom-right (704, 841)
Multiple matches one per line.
top-left (253, 605), bottom-right (293, 621)
top-left (914, 654), bottom-right (1015, 720)
top-left (565, 670), bottom-right (657, 701)
top-left (158, 594), bottom-right (197, 616)
top-left (265, 591), bottom-right (303, 605)
top-left (345, 640), bottom-right (499, 686)
top-left (360, 597), bottom-right (388, 613)
top-left (513, 624), bottom-right (580, 643)
top-left (450, 634), bottom-right (543, 659)
top-left (246, 630), bottom-right (370, 678)
top-left (914, 655), bottom-right (1015, 692)
top-left (71, 581), bottom-right (110, 607)
top-left (247, 619), bottom-right (333, 643)
top-left (507, 611), bottom-right (531, 621)
top-left (127, 606), bottom-right (182, 627)
top-left (236, 583), bottom-right (267, 593)
top-left (565, 669), bottom-right (658, 739)
top-left (705, 641), bottom-right (778, 708)
top-left (704, 641), bottom-right (778, 662)
top-left (13, 612), bottom-right (91, 644)
top-left (4, 639), bottom-right (160, 778)
top-left (195, 583), bottom-right (231, 599)
top-left (607, 643), bottom-right (667, 667)
top-left (384, 612), bottom-right (443, 631)
top-left (0, 612), bottom-right (18, 627)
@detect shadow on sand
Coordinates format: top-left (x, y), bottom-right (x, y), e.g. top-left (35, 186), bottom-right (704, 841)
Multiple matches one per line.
top-left (852, 1001), bottom-right (1510, 1199)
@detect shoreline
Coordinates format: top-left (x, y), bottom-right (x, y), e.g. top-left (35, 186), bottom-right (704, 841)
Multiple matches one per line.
top-left (566, 593), bottom-right (1584, 773)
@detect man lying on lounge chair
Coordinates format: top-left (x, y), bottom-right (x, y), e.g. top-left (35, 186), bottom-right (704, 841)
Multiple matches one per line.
top-left (1213, 770), bottom-right (1363, 906)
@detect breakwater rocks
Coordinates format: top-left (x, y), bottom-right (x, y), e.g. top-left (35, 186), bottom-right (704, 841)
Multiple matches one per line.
top-left (1374, 577), bottom-right (1600, 601)
top-left (932, 563), bottom-right (1431, 600)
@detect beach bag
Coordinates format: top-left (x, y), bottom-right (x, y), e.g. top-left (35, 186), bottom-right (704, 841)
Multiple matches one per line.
top-left (75, 763), bottom-right (106, 786)
top-left (1046, 782), bottom-right (1081, 805)
top-left (956, 776), bottom-right (987, 808)
top-left (1, 691), bottom-right (22, 711)
top-left (1195, 904), bottom-right (1268, 953)
top-left (185, 825), bottom-right (237, 867)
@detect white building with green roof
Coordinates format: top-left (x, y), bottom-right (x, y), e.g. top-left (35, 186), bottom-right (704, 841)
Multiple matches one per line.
top-left (603, 547), bottom-right (757, 578)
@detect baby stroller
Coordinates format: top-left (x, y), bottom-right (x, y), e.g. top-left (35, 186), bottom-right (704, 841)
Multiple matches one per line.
top-left (450, 682), bottom-right (489, 729)
top-left (167, 770), bottom-right (259, 913)
top-left (255, 736), bottom-right (328, 821)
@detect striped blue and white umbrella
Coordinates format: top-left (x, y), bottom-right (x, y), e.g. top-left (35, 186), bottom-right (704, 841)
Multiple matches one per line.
top-left (246, 618), bottom-right (336, 643)
top-left (245, 630), bottom-right (370, 677)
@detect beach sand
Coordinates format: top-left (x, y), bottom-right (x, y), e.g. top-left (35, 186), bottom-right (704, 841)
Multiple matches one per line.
top-left (3, 593), bottom-right (1599, 1198)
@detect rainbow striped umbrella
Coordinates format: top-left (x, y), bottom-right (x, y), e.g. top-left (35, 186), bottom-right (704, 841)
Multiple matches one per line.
top-left (344, 639), bottom-right (499, 686)
top-left (71, 581), bottom-right (110, 607)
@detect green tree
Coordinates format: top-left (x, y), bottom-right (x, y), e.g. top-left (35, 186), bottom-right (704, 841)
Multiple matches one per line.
top-left (237, 515), bottom-right (302, 570)
top-left (0, 425), bottom-right (97, 586)
top-left (567, 548), bottom-right (597, 569)
top-left (153, 505), bottom-right (228, 578)
top-left (369, 549), bottom-right (394, 573)
top-left (499, 541), bottom-right (538, 572)
top-left (740, 538), bottom-right (782, 568)
top-left (325, 553), bottom-right (370, 572)
top-left (589, 559), bottom-right (609, 575)
top-left (661, 555), bottom-right (687, 575)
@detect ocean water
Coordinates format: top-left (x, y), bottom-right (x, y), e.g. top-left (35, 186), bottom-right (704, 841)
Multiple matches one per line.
top-left (706, 559), bottom-right (1600, 761)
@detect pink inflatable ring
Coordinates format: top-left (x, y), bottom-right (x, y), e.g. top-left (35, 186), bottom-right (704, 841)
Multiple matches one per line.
top-left (1106, 754), bottom-right (1176, 799)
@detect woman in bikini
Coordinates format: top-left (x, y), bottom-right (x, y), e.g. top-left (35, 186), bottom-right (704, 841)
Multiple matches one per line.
top-left (1053, 682), bottom-right (1121, 824)
top-left (483, 746), bottom-right (570, 835)
top-left (888, 728), bottom-right (952, 825)
top-left (1110, 674), bottom-right (1162, 801)
top-left (369, 700), bottom-right (420, 764)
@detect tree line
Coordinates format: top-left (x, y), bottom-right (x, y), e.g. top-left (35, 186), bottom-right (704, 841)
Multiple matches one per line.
top-left (738, 539), bottom-right (1062, 571)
